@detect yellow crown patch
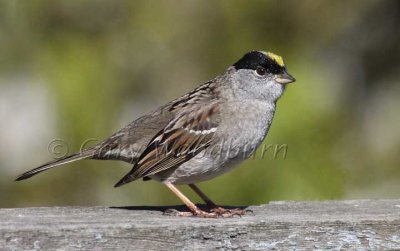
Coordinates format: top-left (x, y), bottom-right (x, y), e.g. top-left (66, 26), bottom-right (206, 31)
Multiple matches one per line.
top-left (261, 51), bottom-right (285, 67)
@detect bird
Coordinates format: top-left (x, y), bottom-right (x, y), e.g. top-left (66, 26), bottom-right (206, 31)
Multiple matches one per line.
top-left (16, 50), bottom-right (295, 218)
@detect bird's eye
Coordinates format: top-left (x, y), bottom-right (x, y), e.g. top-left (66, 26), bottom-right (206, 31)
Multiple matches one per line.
top-left (256, 67), bottom-right (266, 76)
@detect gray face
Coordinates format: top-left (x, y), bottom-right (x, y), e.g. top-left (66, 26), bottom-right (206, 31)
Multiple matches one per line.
top-left (226, 51), bottom-right (295, 103)
top-left (230, 67), bottom-right (285, 102)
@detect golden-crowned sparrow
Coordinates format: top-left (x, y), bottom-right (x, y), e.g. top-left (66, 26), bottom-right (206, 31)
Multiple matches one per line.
top-left (16, 51), bottom-right (295, 217)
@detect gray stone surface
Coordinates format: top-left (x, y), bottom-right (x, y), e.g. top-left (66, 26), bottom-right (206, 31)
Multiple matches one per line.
top-left (1, 200), bottom-right (400, 250)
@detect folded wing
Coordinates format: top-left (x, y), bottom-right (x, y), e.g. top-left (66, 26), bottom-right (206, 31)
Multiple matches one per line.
top-left (114, 102), bottom-right (220, 187)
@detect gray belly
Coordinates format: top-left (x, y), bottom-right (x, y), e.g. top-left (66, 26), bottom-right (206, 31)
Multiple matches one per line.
top-left (150, 149), bottom-right (245, 184)
top-left (151, 127), bottom-right (267, 184)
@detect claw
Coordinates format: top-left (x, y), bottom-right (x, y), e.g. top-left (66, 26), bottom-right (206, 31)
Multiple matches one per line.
top-left (244, 208), bottom-right (255, 216)
top-left (163, 208), bottom-right (180, 216)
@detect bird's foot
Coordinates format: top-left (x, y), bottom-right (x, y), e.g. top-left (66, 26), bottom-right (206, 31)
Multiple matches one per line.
top-left (163, 208), bottom-right (195, 217)
top-left (164, 207), bottom-right (251, 218)
top-left (210, 207), bottom-right (249, 217)
top-left (163, 208), bottom-right (219, 218)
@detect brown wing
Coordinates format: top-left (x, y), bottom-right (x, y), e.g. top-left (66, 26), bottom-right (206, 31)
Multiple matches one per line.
top-left (114, 102), bottom-right (220, 187)
top-left (93, 80), bottom-right (218, 164)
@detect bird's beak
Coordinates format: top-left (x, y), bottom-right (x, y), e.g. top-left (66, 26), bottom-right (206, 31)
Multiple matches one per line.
top-left (276, 71), bottom-right (296, 85)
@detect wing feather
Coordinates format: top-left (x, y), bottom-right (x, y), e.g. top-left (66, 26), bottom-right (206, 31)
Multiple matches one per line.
top-left (114, 102), bottom-right (220, 187)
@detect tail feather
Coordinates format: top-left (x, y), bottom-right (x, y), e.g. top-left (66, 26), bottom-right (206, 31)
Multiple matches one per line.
top-left (15, 151), bottom-right (94, 181)
top-left (114, 172), bottom-right (135, 188)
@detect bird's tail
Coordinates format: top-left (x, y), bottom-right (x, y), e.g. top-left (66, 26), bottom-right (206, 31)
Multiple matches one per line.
top-left (15, 150), bottom-right (95, 181)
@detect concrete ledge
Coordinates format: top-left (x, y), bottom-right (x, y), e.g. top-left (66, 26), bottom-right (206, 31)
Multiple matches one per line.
top-left (1, 200), bottom-right (400, 250)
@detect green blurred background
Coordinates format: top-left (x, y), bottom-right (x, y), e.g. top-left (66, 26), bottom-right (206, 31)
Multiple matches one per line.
top-left (1, 0), bottom-right (399, 208)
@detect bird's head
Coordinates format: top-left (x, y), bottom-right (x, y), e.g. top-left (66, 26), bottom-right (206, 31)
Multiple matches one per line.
top-left (227, 51), bottom-right (295, 102)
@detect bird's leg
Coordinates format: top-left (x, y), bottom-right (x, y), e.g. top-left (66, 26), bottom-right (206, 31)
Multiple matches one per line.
top-left (164, 182), bottom-right (217, 218)
top-left (188, 184), bottom-right (246, 217)
top-left (188, 184), bottom-right (217, 209)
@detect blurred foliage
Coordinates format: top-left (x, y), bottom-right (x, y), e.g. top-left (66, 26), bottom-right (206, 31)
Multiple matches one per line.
top-left (0, 0), bottom-right (399, 208)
